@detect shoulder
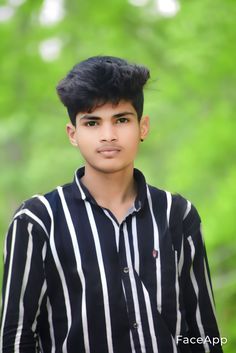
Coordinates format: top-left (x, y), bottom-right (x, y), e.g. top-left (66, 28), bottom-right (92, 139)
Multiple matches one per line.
top-left (147, 184), bottom-right (188, 213)
top-left (170, 193), bottom-right (201, 233)
top-left (13, 196), bottom-right (51, 237)
top-left (12, 181), bottom-right (73, 236)
top-left (147, 184), bottom-right (201, 229)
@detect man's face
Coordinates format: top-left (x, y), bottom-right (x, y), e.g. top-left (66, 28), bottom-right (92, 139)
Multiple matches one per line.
top-left (66, 100), bottom-right (149, 174)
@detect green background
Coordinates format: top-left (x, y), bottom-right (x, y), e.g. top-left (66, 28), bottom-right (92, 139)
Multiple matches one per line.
top-left (0, 0), bottom-right (235, 351)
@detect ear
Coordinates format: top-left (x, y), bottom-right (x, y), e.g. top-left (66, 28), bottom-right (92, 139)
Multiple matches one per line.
top-left (139, 115), bottom-right (150, 141)
top-left (66, 123), bottom-right (78, 147)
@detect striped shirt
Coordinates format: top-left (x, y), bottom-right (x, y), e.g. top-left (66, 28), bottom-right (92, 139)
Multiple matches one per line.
top-left (0, 167), bottom-right (223, 353)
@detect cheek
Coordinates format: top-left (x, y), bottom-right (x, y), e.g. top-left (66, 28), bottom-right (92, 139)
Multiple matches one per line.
top-left (124, 134), bottom-right (140, 155)
top-left (125, 129), bottom-right (140, 144)
top-left (76, 133), bottom-right (97, 157)
top-left (76, 131), bottom-right (92, 145)
top-left (122, 124), bottom-right (140, 136)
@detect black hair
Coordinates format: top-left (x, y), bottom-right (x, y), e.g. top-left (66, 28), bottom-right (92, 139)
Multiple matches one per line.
top-left (56, 56), bottom-right (150, 125)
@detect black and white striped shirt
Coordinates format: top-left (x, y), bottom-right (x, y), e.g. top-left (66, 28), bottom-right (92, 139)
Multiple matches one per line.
top-left (0, 167), bottom-right (222, 353)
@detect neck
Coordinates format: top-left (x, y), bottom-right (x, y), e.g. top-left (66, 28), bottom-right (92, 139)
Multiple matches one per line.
top-left (81, 164), bottom-right (137, 208)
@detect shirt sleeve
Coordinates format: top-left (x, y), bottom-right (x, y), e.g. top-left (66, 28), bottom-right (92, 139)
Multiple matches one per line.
top-left (0, 215), bottom-right (48, 353)
top-left (180, 202), bottom-right (223, 353)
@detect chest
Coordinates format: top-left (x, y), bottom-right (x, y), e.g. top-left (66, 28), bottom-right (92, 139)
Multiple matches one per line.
top-left (46, 203), bottom-right (181, 300)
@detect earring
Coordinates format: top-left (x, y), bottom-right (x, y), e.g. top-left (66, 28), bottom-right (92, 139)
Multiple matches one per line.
top-left (140, 138), bottom-right (144, 142)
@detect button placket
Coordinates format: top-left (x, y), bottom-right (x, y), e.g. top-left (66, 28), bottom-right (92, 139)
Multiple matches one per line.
top-left (118, 222), bottom-right (139, 341)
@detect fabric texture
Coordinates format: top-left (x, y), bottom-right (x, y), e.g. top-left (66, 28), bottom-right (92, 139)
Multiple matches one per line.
top-left (0, 168), bottom-right (223, 353)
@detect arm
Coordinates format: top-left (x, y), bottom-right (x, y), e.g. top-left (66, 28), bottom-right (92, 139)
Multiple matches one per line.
top-left (0, 215), bottom-right (47, 353)
top-left (180, 203), bottom-right (223, 353)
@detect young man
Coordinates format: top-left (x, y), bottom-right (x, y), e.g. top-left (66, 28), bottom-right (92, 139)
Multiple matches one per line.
top-left (0, 56), bottom-right (223, 353)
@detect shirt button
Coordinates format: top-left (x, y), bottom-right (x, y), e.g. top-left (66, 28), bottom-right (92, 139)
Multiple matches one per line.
top-left (133, 322), bottom-right (138, 329)
top-left (123, 267), bottom-right (129, 273)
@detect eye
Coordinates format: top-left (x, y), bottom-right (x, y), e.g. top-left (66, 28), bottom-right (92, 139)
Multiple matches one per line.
top-left (116, 117), bottom-right (129, 124)
top-left (85, 121), bottom-right (98, 127)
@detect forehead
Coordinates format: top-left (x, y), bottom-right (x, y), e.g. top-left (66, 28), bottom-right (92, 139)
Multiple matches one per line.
top-left (76, 100), bottom-right (137, 120)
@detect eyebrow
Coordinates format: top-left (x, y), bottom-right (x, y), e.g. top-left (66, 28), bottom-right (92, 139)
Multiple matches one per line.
top-left (79, 111), bottom-right (136, 120)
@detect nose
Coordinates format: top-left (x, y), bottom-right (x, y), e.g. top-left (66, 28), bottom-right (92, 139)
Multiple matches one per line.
top-left (100, 122), bottom-right (117, 142)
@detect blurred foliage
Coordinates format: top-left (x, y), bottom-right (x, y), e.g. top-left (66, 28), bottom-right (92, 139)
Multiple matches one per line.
top-left (0, 0), bottom-right (235, 351)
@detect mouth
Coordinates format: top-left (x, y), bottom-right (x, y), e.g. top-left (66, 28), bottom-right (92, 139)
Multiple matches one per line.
top-left (96, 146), bottom-right (121, 157)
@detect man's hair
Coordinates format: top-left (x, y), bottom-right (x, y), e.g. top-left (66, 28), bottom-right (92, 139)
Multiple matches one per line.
top-left (56, 56), bottom-right (150, 125)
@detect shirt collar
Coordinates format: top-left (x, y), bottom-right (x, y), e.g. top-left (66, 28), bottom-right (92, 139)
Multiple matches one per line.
top-left (72, 166), bottom-right (147, 211)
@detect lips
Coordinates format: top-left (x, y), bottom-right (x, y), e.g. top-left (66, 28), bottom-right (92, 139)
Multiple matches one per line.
top-left (97, 146), bottom-right (121, 153)
top-left (96, 145), bottom-right (122, 157)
